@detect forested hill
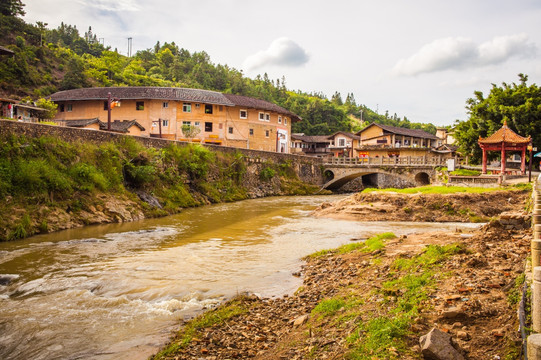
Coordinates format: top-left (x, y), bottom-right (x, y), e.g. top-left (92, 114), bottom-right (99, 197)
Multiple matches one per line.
top-left (0, 3), bottom-right (437, 136)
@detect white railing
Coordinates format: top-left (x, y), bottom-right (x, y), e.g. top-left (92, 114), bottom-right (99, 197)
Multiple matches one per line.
top-left (324, 156), bottom-right (448, 166)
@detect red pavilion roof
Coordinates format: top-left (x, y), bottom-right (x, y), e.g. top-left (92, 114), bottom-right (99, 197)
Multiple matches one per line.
top-left (478, 121), bottom-right (531, 145)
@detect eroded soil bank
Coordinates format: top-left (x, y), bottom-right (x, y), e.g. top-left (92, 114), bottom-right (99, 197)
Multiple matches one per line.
top-left (153, 189), bottom-right (531, 360)
top-left (313, 189), bottom-right (530, 222)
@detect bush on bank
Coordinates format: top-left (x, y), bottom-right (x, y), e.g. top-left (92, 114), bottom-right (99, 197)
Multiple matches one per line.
top-left (0, 134), bottom-right (318, 241)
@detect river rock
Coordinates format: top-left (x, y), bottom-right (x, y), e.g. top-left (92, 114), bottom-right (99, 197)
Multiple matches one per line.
top-left (419, 328), bottom-right (465, 360)
top-left (292, 314), bottom-right (310, 326)
top-left (0, 274), bottom-right (20, 285)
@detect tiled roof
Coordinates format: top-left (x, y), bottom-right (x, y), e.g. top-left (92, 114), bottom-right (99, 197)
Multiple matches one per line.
top-left (291, 134), bottom-right (332, 143)
top-left (329, 131), bottom-right (361, 141)
top-left (223, 94), bottom-right (301, 121)
top-left (99, 119), bottom-right (146, 133)
top-left (0, 45), bottom-right (14, 55)
top-left (48, 87), bottom-right (236, 106)
top-left (65, 118), bottom-right (100, 127)
top-left (478, 121), bottom-right (531, 144)
top-left (359, 123), bottom-right (439, 140)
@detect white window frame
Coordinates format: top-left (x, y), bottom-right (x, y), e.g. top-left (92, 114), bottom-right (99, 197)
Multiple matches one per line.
top-left (338, 138), bottom-right (346, 147)
top-left (67, 104), bottom-right (73, 112)
top-left (265, 130), bottom-right (270, 137)
top-left (259, 112), bottom-right (265, 121)
top-left (240, 110), bottom-right (248, 119)
top-left (183, 103), bottom-right (191, 113)
top-left (182, 121), bottom-right (191, 126)
top-left (278, 116), bottom-right (282, 124)
top-left (265, 113), bottom-right (270, 122)
top-left (163, 102), bottom-right (169, 108)
top-left (284, 117), bottom-right (288, 125)
top-left (162, 119), bottom-right (169, 127)
top-left (194, 121), bottom-right (200, 127)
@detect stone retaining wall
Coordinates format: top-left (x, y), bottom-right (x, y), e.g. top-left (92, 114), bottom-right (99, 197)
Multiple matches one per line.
top-left (0, 119), bottom-right (324, 185)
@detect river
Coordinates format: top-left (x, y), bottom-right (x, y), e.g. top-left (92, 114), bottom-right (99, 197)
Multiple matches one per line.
top-left (0, 195), bottom-right (481, 359)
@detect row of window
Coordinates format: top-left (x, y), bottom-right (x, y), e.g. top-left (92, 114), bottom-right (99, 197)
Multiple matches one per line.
top-left (59, 102), bottom-right (288, 125)
top-left (180, 120), bottom-right (271, 137)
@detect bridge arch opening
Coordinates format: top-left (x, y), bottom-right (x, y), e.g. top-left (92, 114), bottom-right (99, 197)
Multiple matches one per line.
top-left (323, 169), bottom-right (335, 182)
top-left (415, 172), bottom-right (430, 185)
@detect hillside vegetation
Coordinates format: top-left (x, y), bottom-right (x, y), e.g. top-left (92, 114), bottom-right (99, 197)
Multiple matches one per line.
top-left (0, 4), bottom-right (436, 137)
top-left (0, 132), bottom-right (318, 241)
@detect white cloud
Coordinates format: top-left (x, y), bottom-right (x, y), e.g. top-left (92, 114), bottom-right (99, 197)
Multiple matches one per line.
top-left (391, 33), bottom-right (536, 76)
top-left (77, 0), bottom-right (141, 12)
top-left (243, 37), bottom-right (309, 71)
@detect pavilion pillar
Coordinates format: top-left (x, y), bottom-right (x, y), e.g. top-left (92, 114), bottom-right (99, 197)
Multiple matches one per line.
top-left (521, 145), bottom-right (527, 175)
top-left (501, 143), bottom-right (506, 174)
top-left (482, 146), bottom-right (487, 174)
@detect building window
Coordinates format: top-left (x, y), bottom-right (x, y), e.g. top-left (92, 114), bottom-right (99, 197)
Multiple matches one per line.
top-left (265, 113), bottom-right (270, 121)
top-left (284, 118), bottom-right (288, 125)
top-left (162, 119), bottom-right (169, 127)
top-left (183, 103), bottom-right (191, 112)
top-left (205, 122), bottom-right (213, 132)
top-left (228, 127), bottom-right (233, 134)
top-left (338, 138), bottom-right (346, 147)
top-left (205, 104), bottom-right (213, 114)
top-left (240, 110), bottom-right (247, 119)
top-left (136, 101), bottom-right (144, 111)
top-left (67, 104), bottom-right (73, 112)
top-left (59, 104), bottom-right (65, 112)
top-left (259, 112), bottom-right (265, 121)
top-left (265, 130), bottom-right (270, 137)
top-left (219, 105), bottom-right (223, 112)
top-left (163, 102), bottom-right (169, 108)
top-left (249, 128), bottom-right (254, 136)
top-left (278, 116), bottom-right (282, 124)
top-left (194, 121), bottom-right (200, 127)
top-left (182, 121), bottom-right (191, 126)
top-left (103, 101), bottom-right (108, 110)
top-left (195, 103), bottom-right (200, 109)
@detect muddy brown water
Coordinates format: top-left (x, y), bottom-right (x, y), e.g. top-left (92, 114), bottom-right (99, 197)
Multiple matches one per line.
top-left (0, 195), bottom-right (481, 359)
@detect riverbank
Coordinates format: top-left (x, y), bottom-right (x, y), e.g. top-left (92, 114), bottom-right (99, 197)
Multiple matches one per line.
top-left (0, 133), bottom-right (321, 241)
top-left (152, 188), bottom-right (531, 359)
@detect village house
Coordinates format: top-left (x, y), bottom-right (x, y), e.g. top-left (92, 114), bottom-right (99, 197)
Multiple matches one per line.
top-left (48, 87), bottom-right (300, 153)
top-left (0, 98), bottom-right (48, 122)
top-left (355, 123), bottom-right (441, 159)
top-left (328, 131), bottom-right (361, 157)
top-left (290, 133), bottom-right (331, 157)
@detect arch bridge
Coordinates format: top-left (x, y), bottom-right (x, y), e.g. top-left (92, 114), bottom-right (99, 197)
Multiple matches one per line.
top-left (321, 156), bottom-right (448, 190)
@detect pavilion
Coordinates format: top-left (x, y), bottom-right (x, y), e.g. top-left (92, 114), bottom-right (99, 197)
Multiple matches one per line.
top-left (478, 120), bottom-right (531, 175)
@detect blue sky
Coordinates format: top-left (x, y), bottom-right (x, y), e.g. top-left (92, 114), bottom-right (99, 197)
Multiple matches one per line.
top-left (23, 0), bottom-right (541, 126)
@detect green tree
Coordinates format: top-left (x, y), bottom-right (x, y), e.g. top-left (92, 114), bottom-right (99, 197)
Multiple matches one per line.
top-left (454, 74), bottom-right (541, 163)
top-left (35, 98), bottom-right (58, 119)
top-left (0, 0), bottom-right (25, 17)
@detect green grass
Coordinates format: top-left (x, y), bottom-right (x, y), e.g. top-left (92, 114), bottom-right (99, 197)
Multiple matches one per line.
top-left (345, 243), bottom-right (465, 359)
top-left (450, 169), bottom-right (481, 176)
top-left (151, 297), bottom-right (248, 359)
top-left (307, 232), bottom-right (396, 259)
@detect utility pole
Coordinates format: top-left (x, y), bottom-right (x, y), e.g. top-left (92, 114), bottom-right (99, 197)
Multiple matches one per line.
top-left (127, 37), bottom-right (133, 57)
top-left (107, 92), bottom-right (112, 131)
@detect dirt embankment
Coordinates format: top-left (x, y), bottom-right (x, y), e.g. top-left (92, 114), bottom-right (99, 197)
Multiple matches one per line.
top-left (313, 189), bottom-right (530, 222)
top-left (154, 189), bottom-right (532, 360)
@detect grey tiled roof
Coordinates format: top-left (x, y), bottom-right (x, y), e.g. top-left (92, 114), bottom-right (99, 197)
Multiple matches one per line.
top-left (0, 45), bottom-right (14, 55)
top-left (65, 118), bottom-right (100, 127)
top-left (291, 134), bottom-right (332, 143)
top-left (99, 119), bottom-right (146, 133)
top-left (358, 123), bottom-right (439, 140)
top-left (223, 94), bottom-right (301, 121)
top-left (49, 87), bottom-right (235, 106)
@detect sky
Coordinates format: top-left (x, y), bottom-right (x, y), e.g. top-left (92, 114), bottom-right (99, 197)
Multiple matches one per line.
top-left (23, 0), bottom-right (541, 126)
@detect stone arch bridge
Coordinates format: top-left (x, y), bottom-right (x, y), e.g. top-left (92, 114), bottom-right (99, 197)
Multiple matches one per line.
top-left (321, 156), bottom-right (447, 190)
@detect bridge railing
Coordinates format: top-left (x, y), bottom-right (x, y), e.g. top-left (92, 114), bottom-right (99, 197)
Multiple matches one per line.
top-left (324, 156), bottom-right (448, 166)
